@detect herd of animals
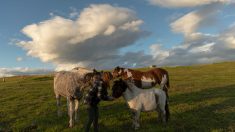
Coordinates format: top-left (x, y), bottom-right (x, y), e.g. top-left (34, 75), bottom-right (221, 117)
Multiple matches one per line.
top-left (53, 66), bottom-right (170, 130)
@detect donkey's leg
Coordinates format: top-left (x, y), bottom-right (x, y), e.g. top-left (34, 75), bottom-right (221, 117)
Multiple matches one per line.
top-left (74, 99), bottom-right (79, 122)
top-left (56, 94), bottom-right (62, 117)
top-left (69, 98), bottom-right (75, 128)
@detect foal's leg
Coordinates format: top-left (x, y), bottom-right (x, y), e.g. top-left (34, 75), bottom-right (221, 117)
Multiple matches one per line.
top-left (159, 104), bottom-right (166, 124)
top-left (69, 98), bottom-right (75, 128)
top-left (135, 110), bottom-right (141, 129)
top-left (131, 109), bottom-right (140, 130)
top-left (56, 94), bottom-right (62, 117)
top-left (74, 99), bottom-right (79, 122)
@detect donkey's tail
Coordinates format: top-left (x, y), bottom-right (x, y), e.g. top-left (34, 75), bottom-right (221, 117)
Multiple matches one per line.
top-left (165, 99), bottom-right (170, 122)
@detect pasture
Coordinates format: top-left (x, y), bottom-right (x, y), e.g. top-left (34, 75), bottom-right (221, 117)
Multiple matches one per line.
top-left (0, 62), bottom-right (235, 132)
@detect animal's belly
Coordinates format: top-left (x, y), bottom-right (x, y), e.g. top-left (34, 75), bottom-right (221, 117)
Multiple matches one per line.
top-left (139, 92), bottom-right (157, 111)
top-left (141, 82), bottom-right (154, 88)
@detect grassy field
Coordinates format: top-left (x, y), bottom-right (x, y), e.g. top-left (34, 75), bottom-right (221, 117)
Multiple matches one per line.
top-left (0, 62), bottom-right (235, 132)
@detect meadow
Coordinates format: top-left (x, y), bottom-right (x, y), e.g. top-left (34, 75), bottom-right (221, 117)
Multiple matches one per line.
top-left (0, 62), bottom-right (235, 132)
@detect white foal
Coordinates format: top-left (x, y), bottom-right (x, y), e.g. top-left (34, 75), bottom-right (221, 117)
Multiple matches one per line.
top-left (112, 79), bottom-right (170, 130)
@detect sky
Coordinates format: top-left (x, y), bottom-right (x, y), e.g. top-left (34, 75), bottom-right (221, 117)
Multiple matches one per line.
top-left (0, 0), bottom-right (235, 76)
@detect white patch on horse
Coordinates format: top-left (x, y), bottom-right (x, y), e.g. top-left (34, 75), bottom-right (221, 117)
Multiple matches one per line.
top-left (141, 76), bottom-right (155, 88)
top-left (124, 69), bottom-right (133, 77)
top-left (118, 70), bottom-right (122, 74)
top-left (160, 74), bottom-right (167, 89)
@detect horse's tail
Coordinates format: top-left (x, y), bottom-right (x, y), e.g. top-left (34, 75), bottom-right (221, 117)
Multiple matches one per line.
top-left (166, 72), bottom-right (170, 89)
top-left (165, 98), bottom-right (170, 122)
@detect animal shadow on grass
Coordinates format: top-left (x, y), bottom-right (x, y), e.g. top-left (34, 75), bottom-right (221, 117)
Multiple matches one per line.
top-left (152, 85), bottom-right (235, 132)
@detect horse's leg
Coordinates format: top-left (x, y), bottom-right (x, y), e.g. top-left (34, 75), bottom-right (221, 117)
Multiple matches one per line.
top-left (67, 97), bottom-right (70, 116)
top-left (160, 74), bottom-right (169, 98)
top-left (69, 98), bottom-right (75, 128)
top-left (74, 99), bottom-right (79, 122)
top-left (134, 110), bottom-right (141, 130)
top-left (56, 94), bottom-right (61, 117)
top-left (156, 105), bottom-right (161, 122)
top-left (131, 109), bottom-right (140, 130)
top-left (159, 103), bottom-right (166, 124)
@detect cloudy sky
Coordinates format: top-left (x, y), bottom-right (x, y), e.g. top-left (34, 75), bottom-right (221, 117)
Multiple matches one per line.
top-left (0, 0), bottom-right (235, 76)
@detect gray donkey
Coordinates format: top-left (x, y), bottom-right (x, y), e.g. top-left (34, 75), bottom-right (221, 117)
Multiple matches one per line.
top-left (54, 69), bottom-right (103, 127)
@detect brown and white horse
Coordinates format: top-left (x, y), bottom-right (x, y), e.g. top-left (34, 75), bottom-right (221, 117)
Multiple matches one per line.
top-left (112, 66), bottom-right (170, 97)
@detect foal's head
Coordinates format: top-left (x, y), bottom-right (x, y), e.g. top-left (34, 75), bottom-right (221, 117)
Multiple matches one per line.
top-left (112, 79), bottom-right (128, 98)
top-left (112, 66), bottom-right (125, 78)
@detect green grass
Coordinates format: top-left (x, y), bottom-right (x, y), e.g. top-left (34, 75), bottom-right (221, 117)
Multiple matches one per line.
top-left (0, 62), bottom-right (235, 132)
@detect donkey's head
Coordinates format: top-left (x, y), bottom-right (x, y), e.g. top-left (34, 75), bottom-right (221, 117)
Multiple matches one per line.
top-left (112, 78), bottom-right (128, 98)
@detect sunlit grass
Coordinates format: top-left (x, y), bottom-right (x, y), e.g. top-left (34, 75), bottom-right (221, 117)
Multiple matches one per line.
top-left (0, 62), bottom-right (235, 131)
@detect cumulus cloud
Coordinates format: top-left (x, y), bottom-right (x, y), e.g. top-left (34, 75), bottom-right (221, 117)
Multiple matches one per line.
top-left (16, 57), bottom-right (23, 62)
top-left (0, 67), bottom-right (53, 77)
top-left (18, 4), bottom-right (149, 70)
top-left (151, 2), bottom-right (235, 66)
top-left (150, 25), bottom-right (235, 66)
top-left (17, 3), bottom-right (235, 70)
top-left (148, 0), bottom-right (230, 8)
top-left (69, 7), bottom-right (79, 18)
top-left (170, 3), bottom-right (222, 36)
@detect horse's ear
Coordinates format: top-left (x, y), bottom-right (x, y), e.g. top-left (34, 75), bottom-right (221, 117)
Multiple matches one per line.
top-left (115, 66), bottom-right (120, 70)
top-left (93, 69), bottom-right (97, 73)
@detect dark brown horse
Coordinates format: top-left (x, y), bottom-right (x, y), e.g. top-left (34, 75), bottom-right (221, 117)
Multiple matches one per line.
top-left (112, 66), bottom-right (170, 97)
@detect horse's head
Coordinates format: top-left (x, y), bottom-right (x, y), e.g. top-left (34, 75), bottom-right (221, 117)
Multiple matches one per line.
top-left (112, 78), bottom-right (128, 98)
top-left (85, 69), bottom-right (109, 96)
top-left (112, 66), bottom-right (125, 78)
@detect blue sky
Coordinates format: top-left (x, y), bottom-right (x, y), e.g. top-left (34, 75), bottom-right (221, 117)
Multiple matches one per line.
top-left (0, 0), bottom-right (235, 76)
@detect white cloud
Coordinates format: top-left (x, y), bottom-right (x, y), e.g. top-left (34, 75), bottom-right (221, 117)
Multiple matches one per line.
top-left (0, 67), bottom-right (53, 77)
top-left (189, 42), bottom-right (215, 53)
top-left (170, 3), bottom-right (221, 36)
top-left (150, 24), bottom-right (235, 66)
top-left (18, 4), bottom-right (149, 70)
top-left (150, 44), bottom-right (169, 61)
top-left (148, 0), bottom-right (230, 8)
top-left (69, 7), bottom-right (79, 18)
top-left (16, 57), bottom-right (23, 62)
